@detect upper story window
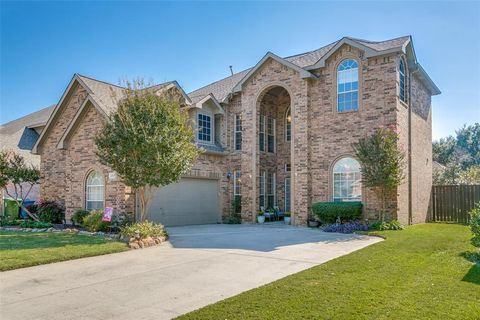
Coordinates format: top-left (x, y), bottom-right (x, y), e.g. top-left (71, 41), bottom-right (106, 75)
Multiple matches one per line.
top-left (333, 157), bottom-right (362, 202)
top-left (399, 59), bottom-right (407, 103)
top-left (259, 115), bottom-right (265, 152)
top-left (86, 170), bottom-right (104, 210)
top-left (198, 113), bottom-right (212, 142)
top-left (285, 108), bottom-right (291, 142)
top-left (235, 114), bottom-right (242, 150)
top-left (337, 59), bottom-right (359, 112)
top-left (267, 117), bottom-right (275, 153)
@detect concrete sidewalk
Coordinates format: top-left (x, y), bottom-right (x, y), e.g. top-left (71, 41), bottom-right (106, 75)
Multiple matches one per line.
top-left (0, 224), bottom-right (382, 320)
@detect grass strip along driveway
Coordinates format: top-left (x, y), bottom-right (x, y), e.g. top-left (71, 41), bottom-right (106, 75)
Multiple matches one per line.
top-left (0, 231), bottom-right (127, 271)
top-left (179, 224), bottom-right (480, 320)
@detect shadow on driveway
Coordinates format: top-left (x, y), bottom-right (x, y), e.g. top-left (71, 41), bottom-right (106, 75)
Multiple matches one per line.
top-left (166, 223), bottom-right (374, 253)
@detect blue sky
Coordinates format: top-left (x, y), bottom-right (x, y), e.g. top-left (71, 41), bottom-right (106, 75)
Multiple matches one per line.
top-left (1, 1), bottom-right (479, 140)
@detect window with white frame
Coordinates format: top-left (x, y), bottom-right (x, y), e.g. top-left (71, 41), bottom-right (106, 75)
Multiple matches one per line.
top-left (285, 163), bottom-right (291, 172)
top-left (259, 171), bottom-right (266, 209)
top-left (259, 114), bottom-right (265, 151)
top-left (284, 177), bottom-right (291, 212)
top-left (197, 113), bottom-right (212, 142)
top-left (285, 108), bottom-right (291, 142)
top-left (399, 59), bottom-right (407, 103)
top-left (233, 170), bottom-right (241, 196)
top-left (333, 157), bottom-right (362, 202)
top-left (235, 114), bottom-right (242, 150)
top-left (337, 59), bottom-right (359, 112)
top-left (86, 170), bottom-right (104, 210)
top-left (267, 117), bottom-right (275, 153)
top-left (267, 171), bottom-right (276, 208)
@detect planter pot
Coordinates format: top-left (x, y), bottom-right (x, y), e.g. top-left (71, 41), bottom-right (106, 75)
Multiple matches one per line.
top-left (284, 217), bottom-right (291, 225)
top-left (308, 220), bottom-right (319, 228)
top-left (257, 216), bottom-right (265, 224)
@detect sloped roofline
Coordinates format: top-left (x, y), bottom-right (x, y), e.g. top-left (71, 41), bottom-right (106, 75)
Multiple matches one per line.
top-left (232, 52), bottom-right (316, 93)
top-left (188, 93), bottom-right (224, 114)
top-left (32, 74), bottom-right (191, 154)
top-left (304, 36), bottom-right (411, 70)
top-left (32, 74), bottom-right (90, 154)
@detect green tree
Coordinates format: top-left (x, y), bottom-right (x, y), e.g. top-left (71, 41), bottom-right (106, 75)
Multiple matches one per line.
top-left (433, 123), bottom-right (479, 169)
top-left (458, 165), bottom-right (480, 185)
top-left (353, 128), bottom-right (406, 221)
top-left (0, 150), bottom-right (41, 221)
top-left (95, 84), bottom-right (200, 221)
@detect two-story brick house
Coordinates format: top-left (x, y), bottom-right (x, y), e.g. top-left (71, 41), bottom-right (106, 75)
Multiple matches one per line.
top-left (31, 35), bottom-right (440, 226)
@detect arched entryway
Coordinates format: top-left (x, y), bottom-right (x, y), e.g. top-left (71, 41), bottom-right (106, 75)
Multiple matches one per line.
top-left (256, 85), bottom-right (292, 218)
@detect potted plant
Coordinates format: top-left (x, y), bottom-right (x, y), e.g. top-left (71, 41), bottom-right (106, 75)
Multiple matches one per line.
top-left (284, 212), bottom-right (291, 225)
top-left (257, 212), bottom-right (265, 224)
top-left (307, 218), bottom-right (319, 228)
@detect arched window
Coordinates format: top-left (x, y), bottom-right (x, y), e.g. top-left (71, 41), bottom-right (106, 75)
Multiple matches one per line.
top-left (85, 170), bottom-right (104, 210)
top-left (337, 59), bottom-right (359, 112)
top-left (399, 59), bottom-right (407, 103)
top-left (285, 107), bottom-right (291, 142)
top-left (333, 157), bottom-right (362, 202)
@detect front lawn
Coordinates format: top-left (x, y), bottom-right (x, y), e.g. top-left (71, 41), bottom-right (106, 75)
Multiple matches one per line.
top-left (179, 224), bottom-right (480, 320)
top-left (0, 231), bottom-right (128, 271)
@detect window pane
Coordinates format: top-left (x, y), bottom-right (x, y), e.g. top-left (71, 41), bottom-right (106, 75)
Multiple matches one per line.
top-left (86, 171), bottom-right (104, 210)
top-left (198, 114), bottom-right (211, 142)
top-left (333, 157), bottom-right (362, 201)
top-left (337, 59), bottom-right (359, 112)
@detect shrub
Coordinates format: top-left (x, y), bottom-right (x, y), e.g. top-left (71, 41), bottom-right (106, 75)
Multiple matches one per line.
top-left (224, 214), bottom-right (241, 224)
top-left (19, 220), bottom-right (53, 228)
top-left (25, 204), bottom-right (38, 215)
top-left (469, 203), bottom-right (480, 247)
top-left (312, 202), bottom-right (362, 224)
top-left (322, 221), bottom-right (369, 233)
top-left (37, 200), bottom-right (65, 223)
top-left (370, 220), bottom-right (404, 231)
top-left (121, 221), bottom-right (167, 239)
top-left (82, 210), bottom-right (110, 232)
top-left (72, 209), bottom-right (90, 226)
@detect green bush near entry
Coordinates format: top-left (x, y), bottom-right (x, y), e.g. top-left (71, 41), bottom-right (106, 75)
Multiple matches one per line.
top-left (312, 202), bottom-right (362, 224)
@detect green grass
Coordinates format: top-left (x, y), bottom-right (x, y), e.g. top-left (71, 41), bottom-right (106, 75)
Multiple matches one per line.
top-left (179, 224), bottom-right (480, 320)
top-left (0, 231), bottom-right (128, 271)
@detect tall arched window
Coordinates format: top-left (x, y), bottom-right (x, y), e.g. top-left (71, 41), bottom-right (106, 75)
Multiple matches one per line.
top-left (285, 107), bottom-right (291, 142)
top-left (399, 59), bottom-right (406, 103)
top-left (85, 170), bottom-right (104, 210)
top-left (333, 157), bottom-right (362, 202)
top-left (337, 59), bottom-right (359, 112)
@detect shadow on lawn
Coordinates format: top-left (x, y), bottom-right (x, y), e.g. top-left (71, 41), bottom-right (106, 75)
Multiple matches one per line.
top-left (0, 232), bottom-right (114, 250)
top-left (460, 251), bottom-right (480, 285)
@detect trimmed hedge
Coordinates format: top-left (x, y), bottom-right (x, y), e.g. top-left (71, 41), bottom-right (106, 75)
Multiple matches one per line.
top-left (312, 201), bottom-right (363, 224)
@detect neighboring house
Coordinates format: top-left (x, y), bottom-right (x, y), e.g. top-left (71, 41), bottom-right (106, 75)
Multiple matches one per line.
top-left (0, 105), bottom-right (55, 207)
top-left (29, 35), bottom-right (439, 226)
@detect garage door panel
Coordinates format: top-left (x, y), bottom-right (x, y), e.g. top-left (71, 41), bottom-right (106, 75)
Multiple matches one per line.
top-left (148, 178), bottom-right (220, 226)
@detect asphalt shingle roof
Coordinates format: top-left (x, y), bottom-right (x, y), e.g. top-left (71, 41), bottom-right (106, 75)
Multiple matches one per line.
top-left (187, 36), bottom-right (410, 103)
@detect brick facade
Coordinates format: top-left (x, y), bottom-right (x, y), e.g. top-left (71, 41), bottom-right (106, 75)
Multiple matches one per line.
top-left (37, 38), bottom-right (435, 226)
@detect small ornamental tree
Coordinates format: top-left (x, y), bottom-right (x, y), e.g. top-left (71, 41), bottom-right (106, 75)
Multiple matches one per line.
top-left (0, 150), bottom-right (41, 221)
top-left (353, 128), bottom-right (406, 221)
top-left (95, 84), bottom-right (200, 222)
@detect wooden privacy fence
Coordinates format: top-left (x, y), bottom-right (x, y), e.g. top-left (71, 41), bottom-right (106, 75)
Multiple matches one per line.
top-left (431, 185), bottom-right (480, 223)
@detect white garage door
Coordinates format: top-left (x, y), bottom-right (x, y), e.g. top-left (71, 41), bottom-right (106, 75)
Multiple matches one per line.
top-left (148, 178), bottom-right (220, 227)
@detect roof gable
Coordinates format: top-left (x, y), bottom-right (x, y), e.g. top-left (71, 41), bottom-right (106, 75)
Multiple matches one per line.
top-left (232, 52), bottom-right (316, 93)
top-left (305, 36), bottom-right (411, 70)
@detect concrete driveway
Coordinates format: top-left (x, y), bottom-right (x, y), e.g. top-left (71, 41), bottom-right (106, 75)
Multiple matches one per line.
top-left (0, 224), bottom-right (382, 320)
